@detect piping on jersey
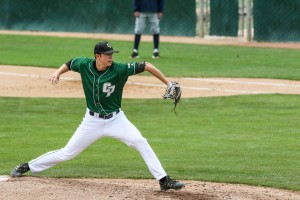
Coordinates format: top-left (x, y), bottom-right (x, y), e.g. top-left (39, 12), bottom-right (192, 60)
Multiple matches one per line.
top-left (88, 62), bottom-right (110, 115)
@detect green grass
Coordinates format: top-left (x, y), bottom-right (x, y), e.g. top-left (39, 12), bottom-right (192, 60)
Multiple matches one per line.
top-left (1, 96), bottom-right (300, 191)
top-left (1, 34), bottom-right (300, 79)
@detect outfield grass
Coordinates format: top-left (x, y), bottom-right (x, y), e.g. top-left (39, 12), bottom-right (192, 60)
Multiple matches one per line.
top-left (1, 96), bottom-right (300, 191)
top-left (1, 34), bottom-right (300, 79)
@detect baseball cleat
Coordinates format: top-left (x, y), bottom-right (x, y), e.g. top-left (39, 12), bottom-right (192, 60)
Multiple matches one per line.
top-left (129, 51), bottom-right (139, 59)
top-left (159, 176), bottom-right (185, 191)
top-left (152, 52), bottom-right (160, 59)
top-left (11, 163), bottom-right (30, 177)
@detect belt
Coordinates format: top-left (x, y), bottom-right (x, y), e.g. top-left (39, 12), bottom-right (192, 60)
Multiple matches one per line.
top-left (89, 109), bottom-right (120, 119)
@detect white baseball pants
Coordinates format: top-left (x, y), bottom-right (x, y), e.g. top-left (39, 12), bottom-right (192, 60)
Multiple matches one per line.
top-left (29, 109), bottom-right (167, 180)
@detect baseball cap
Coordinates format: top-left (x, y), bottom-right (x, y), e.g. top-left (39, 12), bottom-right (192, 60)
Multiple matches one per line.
top-left (94, 41), bottom-right (120, 54)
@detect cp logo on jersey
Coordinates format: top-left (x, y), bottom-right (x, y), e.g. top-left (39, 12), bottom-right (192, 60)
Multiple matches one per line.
top-left (103, 82), bottom-right (115, 97)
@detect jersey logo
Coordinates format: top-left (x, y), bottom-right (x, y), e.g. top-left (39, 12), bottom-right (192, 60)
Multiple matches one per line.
top-left (128, 63), bottom-right (134, 68)
top-left (107, 42), bottom-right (112, 48)
top-left (103, 82), bottom-right (115, 97)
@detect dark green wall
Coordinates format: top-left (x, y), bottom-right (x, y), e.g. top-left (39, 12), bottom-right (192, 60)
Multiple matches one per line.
top-left (0, 0), bottom-right (196, 37)
top-left (253, 0), bottom-right (300, 42)
top-left (210, 0), bottom-right (239, 37)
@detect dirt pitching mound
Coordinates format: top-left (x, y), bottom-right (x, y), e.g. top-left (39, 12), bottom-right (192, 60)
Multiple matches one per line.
top-left (1, 176), bottom-right (300, 200)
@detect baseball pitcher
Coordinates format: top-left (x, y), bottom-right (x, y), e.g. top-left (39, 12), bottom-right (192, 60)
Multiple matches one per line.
top-left (11, 41), bottom-right (184, 191)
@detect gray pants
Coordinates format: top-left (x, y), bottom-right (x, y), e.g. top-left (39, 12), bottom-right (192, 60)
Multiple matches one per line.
top-left (134, 13), bottom-right (160, 34)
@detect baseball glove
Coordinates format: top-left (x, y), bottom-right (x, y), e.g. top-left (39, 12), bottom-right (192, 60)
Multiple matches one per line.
top-left (163, 81), bottom-right (182, 112)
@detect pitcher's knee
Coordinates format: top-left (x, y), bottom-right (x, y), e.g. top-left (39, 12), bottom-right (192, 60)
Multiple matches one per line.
top-left (131, 137), bottom-right (149, 148)
top-left (59, 148), bottom-right (79, 161)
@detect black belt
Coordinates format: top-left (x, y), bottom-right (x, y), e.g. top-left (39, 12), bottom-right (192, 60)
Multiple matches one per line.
top-left (89, 109), bottom-right (120, 119)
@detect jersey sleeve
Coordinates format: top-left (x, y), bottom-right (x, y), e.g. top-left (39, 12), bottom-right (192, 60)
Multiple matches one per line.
top-left (69, 58), bottom-right (86, 73)
top-left (117, 62), bottom-right (139, 77)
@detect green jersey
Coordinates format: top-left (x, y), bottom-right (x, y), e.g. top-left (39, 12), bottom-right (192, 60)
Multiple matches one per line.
top-left (69, 57), bottom-right (139, 115)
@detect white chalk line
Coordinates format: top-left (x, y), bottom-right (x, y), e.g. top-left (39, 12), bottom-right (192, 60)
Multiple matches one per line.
top-left (0, 72), bottom-right (76, 80)
top-left (184, 77), bottom-right (300, 88)
top-left (127, 82), bottom-right (271, 94)
top-left (0, 175), bottom-right (10, 182)
top-left (0, 71), bottom-right (294, 95)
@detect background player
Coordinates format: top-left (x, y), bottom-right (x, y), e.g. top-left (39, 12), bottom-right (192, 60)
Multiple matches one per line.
top-left (11, 41), bottom-right (184, 191)
top-left (130, 0), bottom-right (164, 59)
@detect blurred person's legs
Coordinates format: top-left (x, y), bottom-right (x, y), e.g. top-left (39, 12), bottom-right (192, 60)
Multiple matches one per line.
top-left (130, 13), bottom-right (147, 58)
top-left (149, 13), bottom-right (160, 59)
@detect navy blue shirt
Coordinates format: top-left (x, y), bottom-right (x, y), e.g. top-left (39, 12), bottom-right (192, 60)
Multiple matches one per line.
top-left (133, 0), bottom-right (164, 13)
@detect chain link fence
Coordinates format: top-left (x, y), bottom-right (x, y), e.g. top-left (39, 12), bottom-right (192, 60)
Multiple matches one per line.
top-left (1, 0), bottom-right (300, 42)
top-left (197, 0), bottom-right (300, 42)
top-left (253, 0), bottom-right (300, 42)
top-left (196, 0), bottom-right (251, 39)
top-left (0, 0), bottom-right (196, 37)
